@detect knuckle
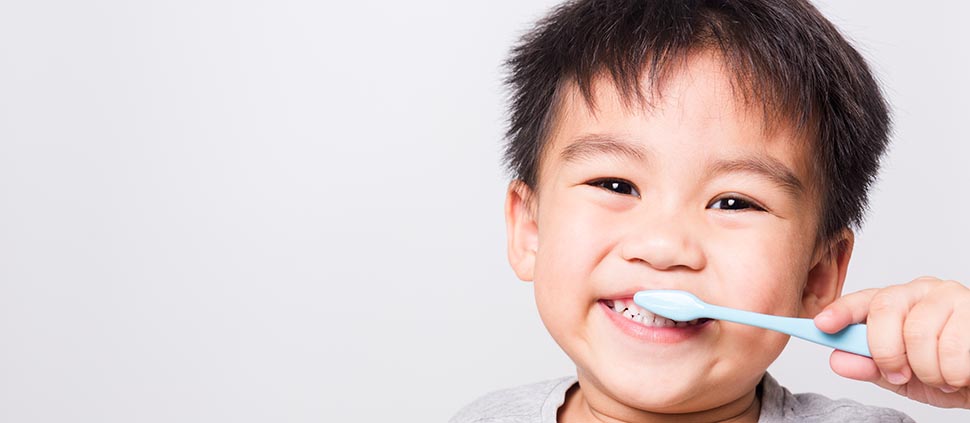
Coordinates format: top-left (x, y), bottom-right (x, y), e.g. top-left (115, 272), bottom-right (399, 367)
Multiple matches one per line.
top-left (944, 279), bottom-right (969, 292)
top-left (902, 323), bottom-right (932, 344)
top-left (870, 348), bottom-right (906, 367)
top-left (933, 280), bottom-right (966, 295)
top-left (938, 336), bottom-right (966, 358)
top-left (869, 291), bottom-right (902, 314)
top-left (902, 303), bottom-right (937, 341)
top-left (939, 337), bottom-right (970, 387)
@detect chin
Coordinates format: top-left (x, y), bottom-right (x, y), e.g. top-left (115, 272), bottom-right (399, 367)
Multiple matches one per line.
top-left (580, 347), bottom-right (780, 417)
top-left (581, 360), bottom-right (717, 413)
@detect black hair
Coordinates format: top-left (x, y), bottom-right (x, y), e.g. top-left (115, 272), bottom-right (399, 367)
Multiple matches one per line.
top-left (503, 0), bottom-right (891, 239)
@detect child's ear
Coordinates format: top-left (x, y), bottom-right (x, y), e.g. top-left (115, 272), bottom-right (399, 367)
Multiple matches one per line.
top-left (505, 180), bottom-right (539, 282)
top-left (800, 229), bottom-right (854, 318)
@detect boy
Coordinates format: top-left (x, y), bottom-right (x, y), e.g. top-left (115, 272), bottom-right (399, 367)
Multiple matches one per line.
top-left (452, 0), bottom-right (970, 422)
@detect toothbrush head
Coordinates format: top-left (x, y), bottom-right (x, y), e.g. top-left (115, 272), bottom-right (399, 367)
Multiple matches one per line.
top-left (633, 290), bottom-right (709, 322)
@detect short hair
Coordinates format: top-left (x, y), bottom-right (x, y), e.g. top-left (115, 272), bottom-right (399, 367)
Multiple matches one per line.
top-left (503, 0), bottom-right (891, 239)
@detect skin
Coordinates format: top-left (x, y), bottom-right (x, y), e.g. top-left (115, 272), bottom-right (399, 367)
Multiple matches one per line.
top-left (818, 278), bottom-right (970, 408)
top-left (504, 52), bottom-right (970, 422)
top-left (506, 53), bottom-right (852, 422)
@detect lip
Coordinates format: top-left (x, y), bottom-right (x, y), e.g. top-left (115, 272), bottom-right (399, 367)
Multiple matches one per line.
top-left (599, 290), bottom-right (649, 301)
top-left (598, 299), bottom-right (713, 343)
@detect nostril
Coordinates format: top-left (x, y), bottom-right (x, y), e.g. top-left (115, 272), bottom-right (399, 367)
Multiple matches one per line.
top-left (619, 229), bottom-right (706, 272)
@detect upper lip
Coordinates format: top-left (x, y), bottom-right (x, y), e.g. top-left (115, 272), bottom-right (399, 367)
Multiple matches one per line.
top-left (599, 289), bottom-right (652, 301)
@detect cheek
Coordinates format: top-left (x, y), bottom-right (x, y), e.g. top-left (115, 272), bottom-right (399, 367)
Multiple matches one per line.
top-left (710, 235), bottom-right (804, 367)
top-left (710, 230), bottom-right (807, 315)
top-left (534, 194), bottom-right (616, 281)
top-left (531, 194), bottom-right (614, 335)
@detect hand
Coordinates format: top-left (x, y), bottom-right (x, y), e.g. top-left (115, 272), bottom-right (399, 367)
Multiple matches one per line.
top-left (814, 276), bottom-right (970, 409)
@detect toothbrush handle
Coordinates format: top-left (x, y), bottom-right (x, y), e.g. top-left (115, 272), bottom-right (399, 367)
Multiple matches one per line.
top-left (708, 305), bottom-right (871, 357)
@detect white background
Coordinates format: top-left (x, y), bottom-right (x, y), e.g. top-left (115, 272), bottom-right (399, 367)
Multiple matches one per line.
top-left (0, 0), bottom-right (967, 421)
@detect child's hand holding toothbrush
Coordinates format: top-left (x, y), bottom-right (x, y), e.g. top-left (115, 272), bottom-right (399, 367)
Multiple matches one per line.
top-left (815, 276), bottom-right (970, 408)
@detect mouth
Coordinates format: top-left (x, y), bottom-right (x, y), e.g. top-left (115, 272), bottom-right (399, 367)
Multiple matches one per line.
top-left (602, 298), bottom-right (712, 328)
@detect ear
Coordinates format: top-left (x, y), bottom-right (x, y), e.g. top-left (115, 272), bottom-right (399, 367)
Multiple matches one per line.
top-left (800, 229), bottom-right (854, 318)
top-left (505, 180), bottom-right (539, 282)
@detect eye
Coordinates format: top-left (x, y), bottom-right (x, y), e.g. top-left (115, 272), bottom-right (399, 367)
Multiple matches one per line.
top-left (708, 195), bottom-right (765, 211)
top-left (588, 178), bottom-right (640, 197)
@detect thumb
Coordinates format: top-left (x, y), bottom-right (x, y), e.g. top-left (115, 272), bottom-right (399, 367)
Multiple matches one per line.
top-left (830, 349), bottom-right (880, 382)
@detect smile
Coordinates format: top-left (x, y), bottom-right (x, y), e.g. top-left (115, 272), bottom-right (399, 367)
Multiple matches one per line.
top-left (604, 298), bottom-right (712, 328)
top-left (599, 298), bottom-right (714, 343)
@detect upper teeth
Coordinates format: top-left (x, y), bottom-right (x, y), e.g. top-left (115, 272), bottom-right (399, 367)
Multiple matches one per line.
top-left (607, 298), bottom-right (702, 328)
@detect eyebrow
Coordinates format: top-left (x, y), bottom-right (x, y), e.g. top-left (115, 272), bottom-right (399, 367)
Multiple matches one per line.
top-left (707, 156), bottom-right (805, 196)
top-left (559, 134), bottom-right (651, 163)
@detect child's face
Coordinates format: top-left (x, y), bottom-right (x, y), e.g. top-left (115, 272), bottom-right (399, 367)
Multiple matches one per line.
top-left (506, 53), bottom-right (849, 417)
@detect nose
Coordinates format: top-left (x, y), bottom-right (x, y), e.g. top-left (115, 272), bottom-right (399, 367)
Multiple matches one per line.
top-left (619, 210), bottom-right (706, 271)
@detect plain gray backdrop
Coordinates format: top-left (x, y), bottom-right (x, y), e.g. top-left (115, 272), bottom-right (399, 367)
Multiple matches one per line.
top-left (0, 0), bottom-right (968, 421)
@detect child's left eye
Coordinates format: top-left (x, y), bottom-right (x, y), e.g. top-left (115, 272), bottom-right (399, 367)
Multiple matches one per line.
top-left (708, 196), bottom-right (765, 211)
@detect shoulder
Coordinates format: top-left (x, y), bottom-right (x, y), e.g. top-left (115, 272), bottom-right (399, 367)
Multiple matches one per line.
top-left (449, 377), bottom-right (577, 423)
top-left (759, 373), bottom-right (915, 423)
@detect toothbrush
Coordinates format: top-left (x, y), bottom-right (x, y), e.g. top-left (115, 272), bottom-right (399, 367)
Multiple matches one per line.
top-left (633, 290), bottom-right (871, 357)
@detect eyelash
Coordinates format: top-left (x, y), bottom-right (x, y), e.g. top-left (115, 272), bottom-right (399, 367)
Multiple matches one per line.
top-left (587, 178), bottom-right (767, 212)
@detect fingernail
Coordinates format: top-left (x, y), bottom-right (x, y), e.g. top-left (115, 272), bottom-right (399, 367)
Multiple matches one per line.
top-left (940, 386), bottom-right (960, 394)
top-left (886, 372), bottom-right (907, 385)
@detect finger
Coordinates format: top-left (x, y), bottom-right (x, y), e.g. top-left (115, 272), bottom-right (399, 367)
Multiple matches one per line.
top-left (939, 304), bottom-right (970, 390)
top-left (867, 285), bottom-right (920, 385)
top-left (815, 288), bottom-right (879, 334)
top-left (830, 349), bottom-right (880, 382)
top-left (902, 297), bottom-right (951, 389)
top-left (830, 351), bottom-right (918, 397)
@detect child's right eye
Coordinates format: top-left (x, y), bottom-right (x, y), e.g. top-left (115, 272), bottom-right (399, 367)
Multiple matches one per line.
top-left (588, 178), bottom-right (640, 198)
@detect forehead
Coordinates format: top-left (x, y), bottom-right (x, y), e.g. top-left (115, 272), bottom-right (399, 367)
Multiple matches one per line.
top-left (540, 53), bottom-right (817, 188)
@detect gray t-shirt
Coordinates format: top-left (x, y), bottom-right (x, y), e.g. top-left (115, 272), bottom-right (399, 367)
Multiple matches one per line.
top-left (450, 373), bottom-right (914, 422)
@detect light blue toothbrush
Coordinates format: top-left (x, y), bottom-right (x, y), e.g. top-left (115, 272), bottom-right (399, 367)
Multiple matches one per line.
top-left (633, 290), bottom-right (871, 357)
